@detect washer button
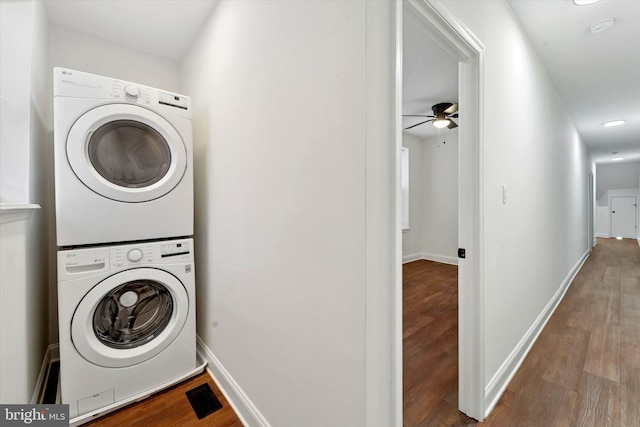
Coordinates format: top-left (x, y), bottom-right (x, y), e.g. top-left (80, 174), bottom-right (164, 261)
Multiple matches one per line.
top-left (124, 85), bottom-right (140, 99)
top-left (127, 248), bottom-right (143, 262)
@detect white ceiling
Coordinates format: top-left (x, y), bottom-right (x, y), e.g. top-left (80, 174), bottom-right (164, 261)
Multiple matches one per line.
top-left (44, 0), bottom-right (638, 160)
top-left (402, 8), bottom-right (459, 140)
top-left (508, 0), bottom-right (640, 164)
top-left (44, 1), bottom-right (218, 61)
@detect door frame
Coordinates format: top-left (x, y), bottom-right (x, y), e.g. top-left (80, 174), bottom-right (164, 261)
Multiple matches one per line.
top-left (398, 0), bottom-right (486, 421)
top-left (588, 171), bottom-right (594, 249)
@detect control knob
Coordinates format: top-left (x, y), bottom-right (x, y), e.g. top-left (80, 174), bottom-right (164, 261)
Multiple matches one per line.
top-left (124, 85), bottom-right (140, 99)
top-left (127, 248), bottom-right (143, 262)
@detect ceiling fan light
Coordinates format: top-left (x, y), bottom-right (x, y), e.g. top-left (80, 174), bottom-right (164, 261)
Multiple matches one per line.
top-left (433, 118), bottom-right (450, 129)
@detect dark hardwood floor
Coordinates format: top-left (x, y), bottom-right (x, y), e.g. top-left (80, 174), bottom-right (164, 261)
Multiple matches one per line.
top-left (85, 371), bottom-right (242, 427)
top-left (81, 237), bottom-right (637, 426)
top-left (404, 237), bottom-right (640, 426)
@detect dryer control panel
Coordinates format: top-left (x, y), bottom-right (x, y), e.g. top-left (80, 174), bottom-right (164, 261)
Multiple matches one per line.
top-left (53, 67), bottom-right (191, 118)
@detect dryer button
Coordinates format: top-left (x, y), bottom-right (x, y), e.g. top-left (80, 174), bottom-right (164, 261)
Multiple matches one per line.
top-left (124, 85), bottom-right (140, 99)
top-left (127, 248), bottom-right (143, 262)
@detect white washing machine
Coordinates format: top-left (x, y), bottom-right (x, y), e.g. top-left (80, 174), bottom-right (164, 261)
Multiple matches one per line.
top-left (57, 238), bottom-right (196, 420)
top-left (53, 68), bottom-right (193, 247)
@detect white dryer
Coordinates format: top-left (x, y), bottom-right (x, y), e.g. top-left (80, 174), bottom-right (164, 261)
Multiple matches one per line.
top-left (57, 238), bottom-right (196, 420)
top-left (53, 68), bottom-right (193, 247)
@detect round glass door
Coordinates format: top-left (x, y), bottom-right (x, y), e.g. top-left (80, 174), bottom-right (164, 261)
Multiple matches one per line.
top-left (72, 268), bottom-right (189, 368)
top-left (93, 280), bottom-right (174, 350)
top-left (66, 104), bottom-right (187, 203)
top-left (88, 120), bottom-right (172, 189)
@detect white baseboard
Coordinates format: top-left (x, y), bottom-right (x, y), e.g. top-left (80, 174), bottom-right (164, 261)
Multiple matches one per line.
top-left (31, 344), bottom-right (59, 404)
top-left (421, 252), bottom-right (458, 266)
top-left (402, 252), bottom-right (458, 265)
top-left (595, 233), bottom-right (610, 238)
top-left (402, 253), bottom-right (422, 264)
top-left (484, 249), bottom-right (589, 416)
top-left (196, 336), bottom-right (270, 427)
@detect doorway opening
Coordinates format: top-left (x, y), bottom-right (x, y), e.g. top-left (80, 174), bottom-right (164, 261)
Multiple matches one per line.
top-left (395, 1), bottom-right (485, 423)
top-left (401, 5), bottom-right (462, 424)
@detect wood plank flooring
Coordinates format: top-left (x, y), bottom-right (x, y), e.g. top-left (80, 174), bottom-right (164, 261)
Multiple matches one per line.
top-left (84, 372), bottom-right (242, 427)
top-left (404, 238), bottom-right (640, 426)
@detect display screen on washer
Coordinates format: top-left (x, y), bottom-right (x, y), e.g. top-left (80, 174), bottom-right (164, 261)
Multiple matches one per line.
top-left (88, 120), bottom-right (172, 188)
top-left (93, 280), bottom-right (173, 349)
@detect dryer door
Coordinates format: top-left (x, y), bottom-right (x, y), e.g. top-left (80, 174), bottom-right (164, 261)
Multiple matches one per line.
top-left (72, 268), bottom-right (189, 368)
top-left (66, 104), bottom-right (187, 203)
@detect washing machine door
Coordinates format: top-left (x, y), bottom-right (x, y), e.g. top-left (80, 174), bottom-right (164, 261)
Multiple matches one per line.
top-left (66, 104), bottom-right (187, 203)
top-left (71, 268), bottom-right (189, 368)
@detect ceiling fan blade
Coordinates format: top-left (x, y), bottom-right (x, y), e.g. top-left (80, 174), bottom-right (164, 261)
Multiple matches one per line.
top-left (404, 119), bottom-right (434, 130)
top-left (449, 113), bottom-right (459, 118)
top-left (447, 120), bottom-right (458, 129)
top-left (443, 103), bottom-right (458, 115)
top-left (402, 115), bottom-right (435, 118)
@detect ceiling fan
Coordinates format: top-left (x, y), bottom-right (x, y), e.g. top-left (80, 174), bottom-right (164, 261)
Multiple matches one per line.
top-left (403, 102), bottom-right (459, 130)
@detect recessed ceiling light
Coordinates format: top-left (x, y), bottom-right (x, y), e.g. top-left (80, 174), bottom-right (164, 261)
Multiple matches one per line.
top-left (604, 120), bottom-right (625, 127)
top-left (590, 18), bottom-right (616, 34)
top-left (574, 0), bottom-right (601, 5)
top-left (611, 157), bottom-right (624, 161)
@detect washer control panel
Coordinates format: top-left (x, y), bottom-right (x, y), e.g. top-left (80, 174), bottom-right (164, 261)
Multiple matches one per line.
top-left (110, 239), bottom-right (193, 269)
top-left (58, 239), bottom-right (194, 280)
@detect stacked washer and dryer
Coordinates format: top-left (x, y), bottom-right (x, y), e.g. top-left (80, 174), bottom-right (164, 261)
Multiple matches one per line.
top-left (53, 68), bottom-right (200, 424)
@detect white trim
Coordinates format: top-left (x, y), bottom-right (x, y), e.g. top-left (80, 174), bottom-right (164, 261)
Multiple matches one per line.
top-left (0, 203), bottom-right (40, 224)
top-left (421, 252), bottom-right (458, 266)
top-left (196, 336), bottom-right (269, 427)
top-left (593, 238), bottom-right (598, 248)
top-left (32, 344), bottom-right (60, 404)
top-left (402, 253), bottom-right (422, 264)
top-left (595, 232), bottom-right (610, 238)
top-left (484, 250), bottom-right (590, 416)
top-left (402, 252), bottom-right (458, 265)
top-left (404, 0), bottom-right (485, 420)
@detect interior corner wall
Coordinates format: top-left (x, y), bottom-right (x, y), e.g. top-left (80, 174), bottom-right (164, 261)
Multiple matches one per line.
top-left (0, 0), bottom-right (49, 404)
top-left (595, 163), bottom-right (640, 239)
top-left (422, 131), bottom-right (458, 262)
top-left (46, 23), bottom-right (182, 345)
top-left (179, 1), bottom-right (367, 426)
top-left (442, 0), bottom-right (590, 412)
top-left (402, 133), bottom-right (424, 260)
top-left (595, 162), bottom-right (640, 200)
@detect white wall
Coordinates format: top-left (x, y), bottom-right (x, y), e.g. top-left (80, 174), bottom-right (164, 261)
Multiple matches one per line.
top-left (402, 130), bottom-right (459, 264)
top-left (402, 133), bottom-right (424, 260)
top-left (443, 0), bottom-right (590, 412)
top-left (46, 24), bottom-right (182, 344)
top-left (0, 0), bottom-right (49, 404)
top-left (422, 131), bottom-right (458, 262)
top-left (596, 162), bottom-right (640, 200)
top-left (180, 1), bottom-right (372, 426)
top-left (48, 25), bottom-right (181, 94)
top-left (1, 0), bottom-right (32, 203)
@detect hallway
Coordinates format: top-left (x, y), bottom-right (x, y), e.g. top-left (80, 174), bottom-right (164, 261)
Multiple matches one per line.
top-left (405, 238), bottom-right (640, 426)
top-left (481, 237), bottom-right (640, 426)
